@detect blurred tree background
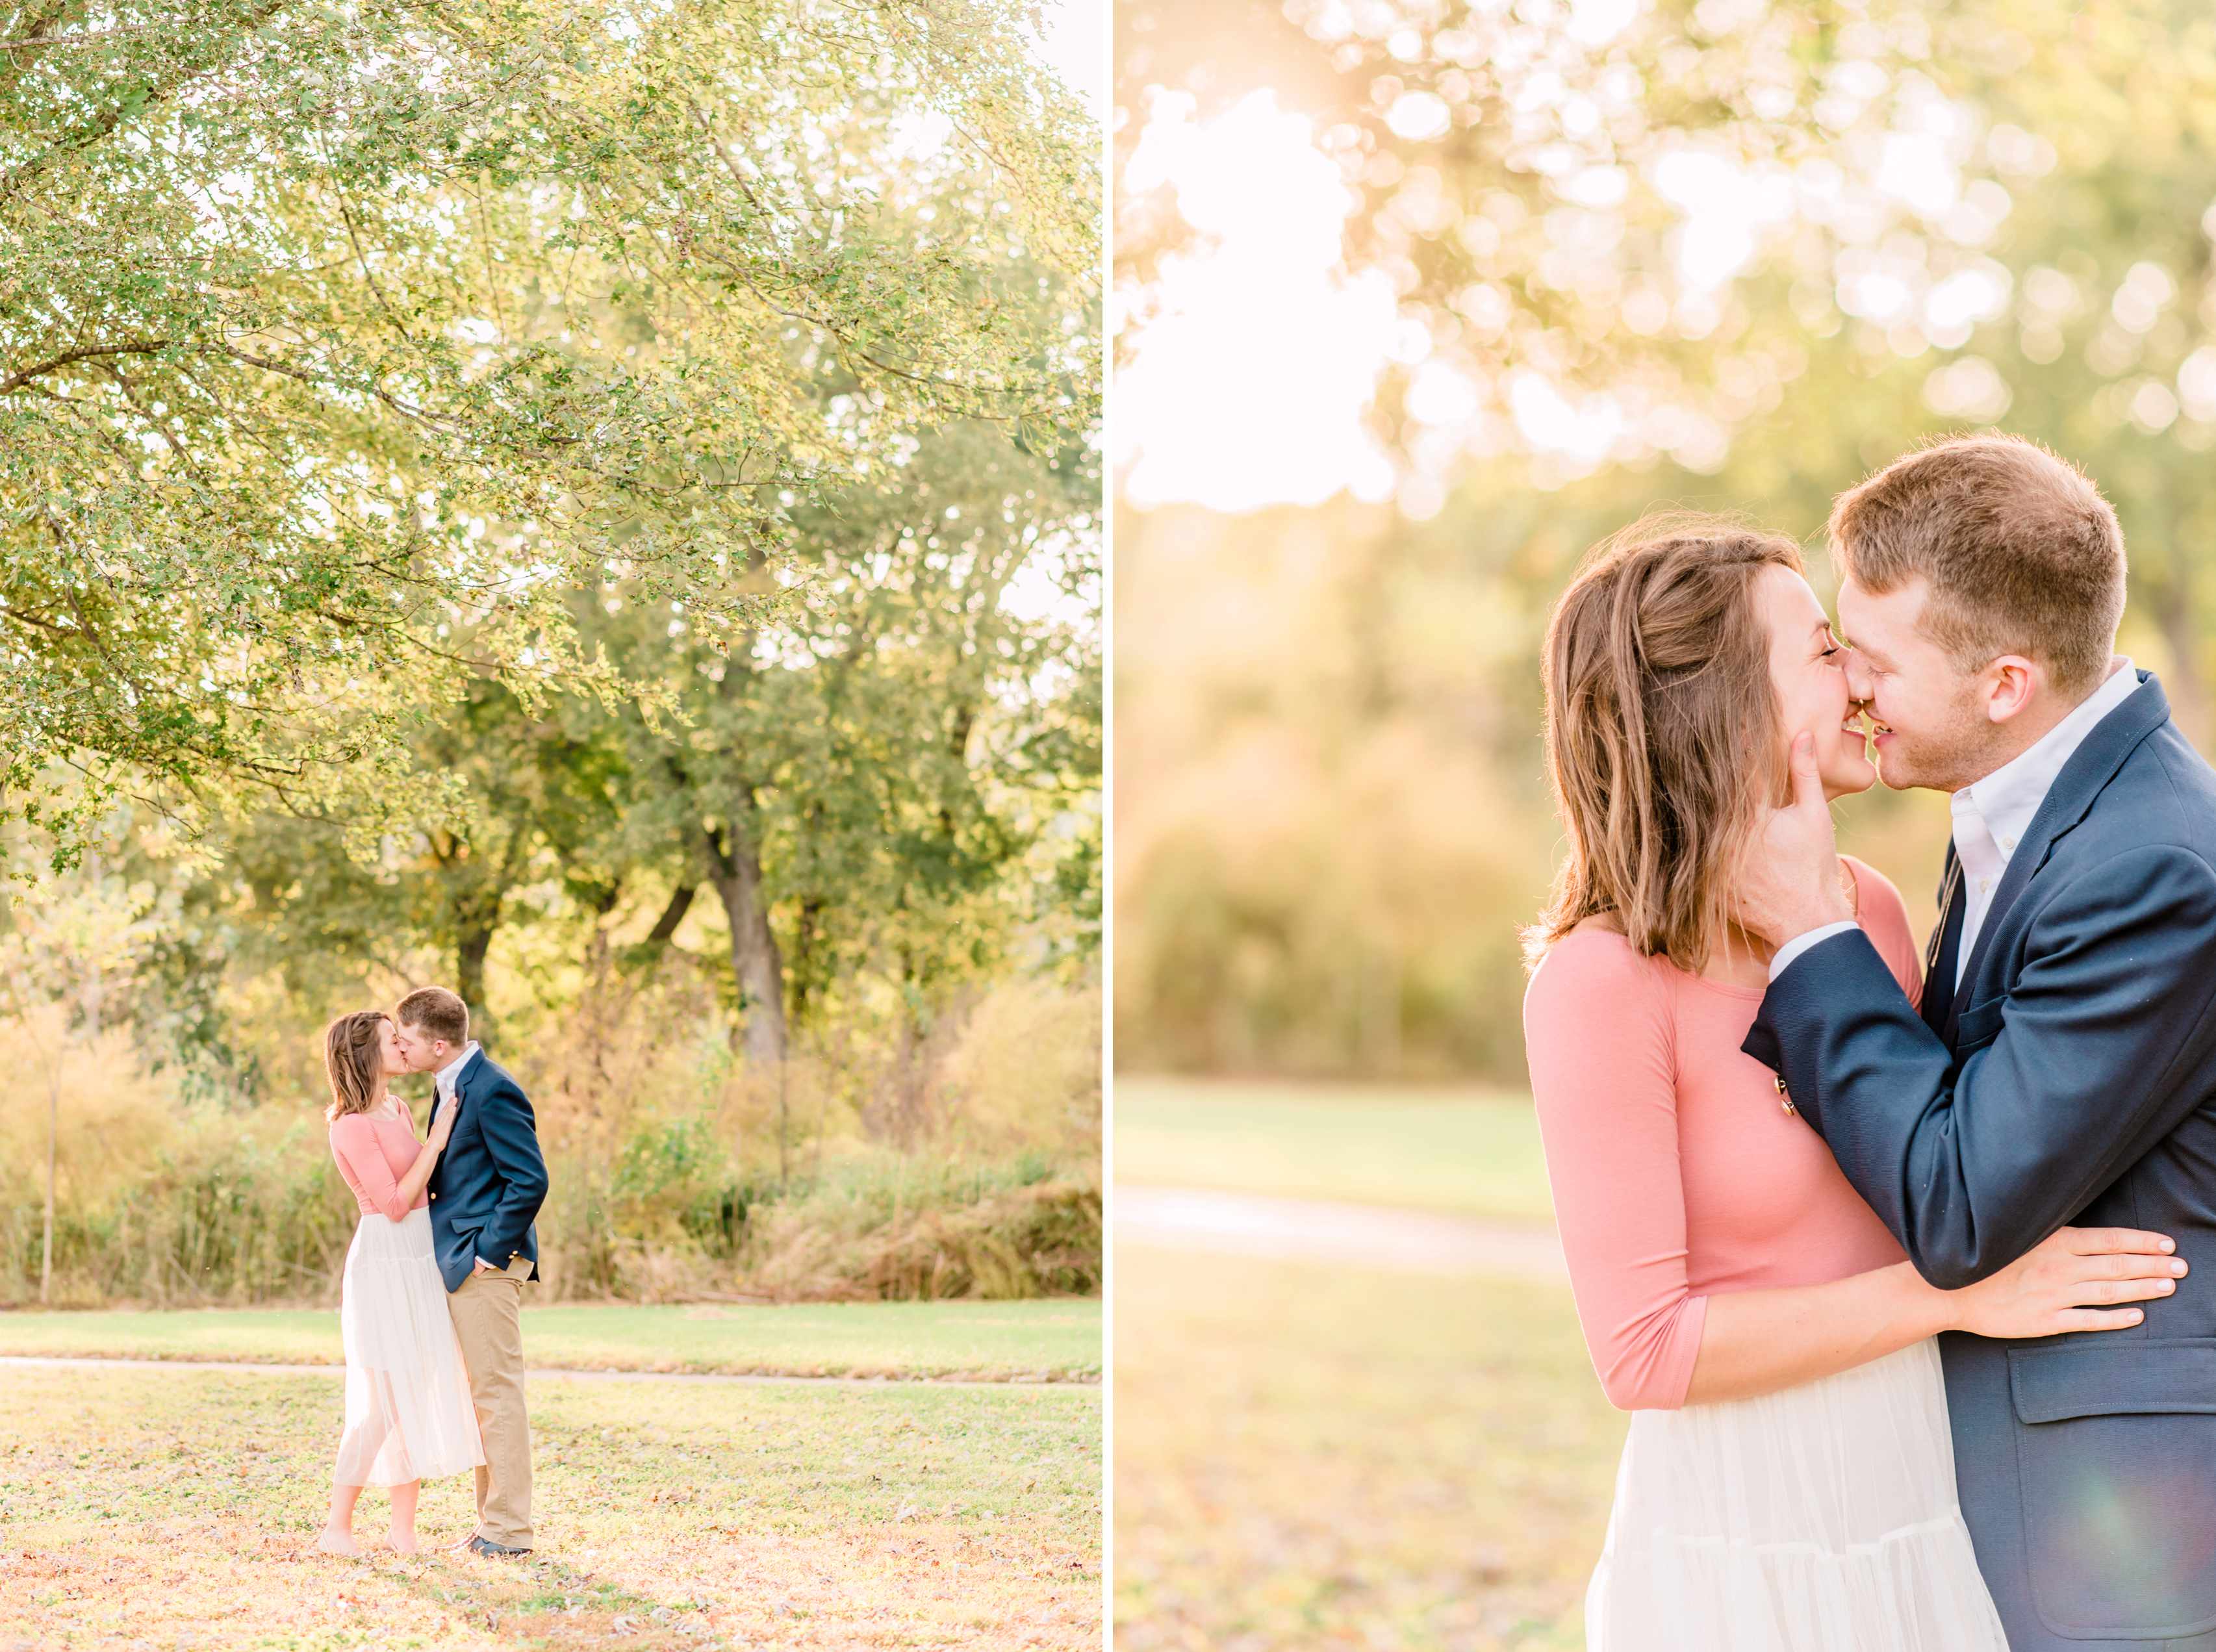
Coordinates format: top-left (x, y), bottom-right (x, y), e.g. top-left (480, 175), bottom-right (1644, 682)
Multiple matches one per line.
top-left (1114, 0), bottom-right (2216, 1082)
top-left (0, 0), bottom-right (1101, 1307)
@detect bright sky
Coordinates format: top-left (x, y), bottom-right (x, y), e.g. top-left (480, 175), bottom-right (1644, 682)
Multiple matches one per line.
top-left (1115, 34), bottom-right (2008, 515)
top-left (1117, 91), bottom-right (1399, 513)
top-left (1030, 0), bottom-right (1106, 119)
top-left (1111, 81), bottom-right (1483, 511)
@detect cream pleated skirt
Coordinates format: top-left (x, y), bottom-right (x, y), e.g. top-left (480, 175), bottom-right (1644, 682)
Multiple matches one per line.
top-left (1586, 1336), bottom-right (2007, 1651)
top-left (333, 1204), bottom-right (485, 1487)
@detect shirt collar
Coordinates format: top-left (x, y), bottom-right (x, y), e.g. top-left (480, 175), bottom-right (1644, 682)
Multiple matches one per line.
top-left (1952, 657), bottom-right (2139, 865)
top-left (435, 1040), bottom-right (481, 1096)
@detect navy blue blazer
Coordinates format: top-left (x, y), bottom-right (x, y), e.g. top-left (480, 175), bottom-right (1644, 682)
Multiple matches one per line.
top-left (424, 1047), bottom-right (549, 1295)
top-left (1744, 670), bottom-right (2216, 1649)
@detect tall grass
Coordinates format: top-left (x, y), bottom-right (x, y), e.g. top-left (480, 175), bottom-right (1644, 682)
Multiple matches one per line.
top-left (0, 978), bottom-right (1101, 1308)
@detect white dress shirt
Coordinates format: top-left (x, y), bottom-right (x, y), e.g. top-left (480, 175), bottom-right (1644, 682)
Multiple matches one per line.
top-left (1770, 658), bottom-right (2141, 985)
top-left (434, 1039), bottom-right (482, 1104)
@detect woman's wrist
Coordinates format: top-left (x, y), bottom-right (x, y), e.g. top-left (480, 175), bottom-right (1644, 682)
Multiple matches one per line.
top-left (1894, 1260), bottom-right (1964, 1337)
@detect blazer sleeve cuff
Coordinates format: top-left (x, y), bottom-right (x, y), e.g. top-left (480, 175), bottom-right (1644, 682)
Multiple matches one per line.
top-left (1770, 919), bottom-right (1861, 981)
top-left (1740, 927), bottom-right (1901, 1131)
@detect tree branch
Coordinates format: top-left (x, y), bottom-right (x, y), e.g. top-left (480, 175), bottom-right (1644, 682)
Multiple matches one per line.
top-left (0, 340), bottom-right (170, 397)
top-left (0, 23), bottom-right (162, 51)
top-left (643, 882), bottom-right (696, 945)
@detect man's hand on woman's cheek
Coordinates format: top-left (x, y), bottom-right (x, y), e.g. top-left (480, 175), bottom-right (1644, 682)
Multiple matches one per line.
top-left (1735, 731), bottom-right (1855, 947)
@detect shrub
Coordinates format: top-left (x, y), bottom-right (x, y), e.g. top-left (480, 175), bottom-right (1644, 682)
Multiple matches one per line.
top-left (0, 980), bottom-right (1102, 1307)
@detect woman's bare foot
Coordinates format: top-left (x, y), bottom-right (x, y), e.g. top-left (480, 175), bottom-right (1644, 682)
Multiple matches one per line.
top-left (387, 1527), bottom-right (420, 1555)
top-left (314, 1525), bottom-right (359, 1556)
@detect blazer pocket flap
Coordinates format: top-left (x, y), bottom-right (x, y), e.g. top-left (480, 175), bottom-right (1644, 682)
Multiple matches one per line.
top-left (1955, 995), bottom-right (2007, 1050)
top-left (2009, 1340), bottom-right (2216, 1423)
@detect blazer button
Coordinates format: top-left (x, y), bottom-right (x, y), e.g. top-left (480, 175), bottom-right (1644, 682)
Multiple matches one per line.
top-left (429, 1192), bottom-right (437, 1199)
top-left (1775, 1073), bottom-right (1796, 1116)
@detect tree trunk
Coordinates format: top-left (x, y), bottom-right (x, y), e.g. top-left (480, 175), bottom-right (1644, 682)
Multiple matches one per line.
top-left (435, 830), bottom-right (509, 1028)
top-left (643, 882), bottom-right (696, 948)
top-left (456, 918), bottom-right (494, 1023)
top-left (776, 1058), bottom-right (791, 1193)
top-left (82, 846), bottom-right (102, 1041)
top-left (789, 894), bottom-right (822, 1023)
top-left (702, 822), bottom-right (787, 1068)
top-left (789, 800), bottom-right (826, 1021)
top-left (42, 1060), bottom-right (58, 1306)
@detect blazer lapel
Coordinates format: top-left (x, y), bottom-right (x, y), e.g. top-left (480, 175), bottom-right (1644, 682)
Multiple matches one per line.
top-left (1922, 844), bottom-right (1964, 1044)
top-left (1949, 670), bottom-right (2172, 1015)
top-left (451, 1045), bottom-right (484, 1112)
top-left (433, 1048), bottom-right (485, 1158)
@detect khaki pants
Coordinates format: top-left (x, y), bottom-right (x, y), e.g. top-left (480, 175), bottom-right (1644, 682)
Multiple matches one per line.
top-left (447, 1254), bottom-right (535, 1547)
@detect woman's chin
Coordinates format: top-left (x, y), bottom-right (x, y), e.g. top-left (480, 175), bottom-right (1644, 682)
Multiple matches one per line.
top-left (1822, 754), bottom-right (1879, 799)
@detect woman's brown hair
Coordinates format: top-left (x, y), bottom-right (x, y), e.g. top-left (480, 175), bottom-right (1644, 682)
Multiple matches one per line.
top-left (324, 1011), bottom-right (390, 1124)
top-left (1526, 513), bottom-right (1806, 975)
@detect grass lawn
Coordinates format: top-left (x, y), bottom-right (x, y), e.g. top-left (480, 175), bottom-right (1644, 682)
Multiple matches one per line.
top-left (1113, 1076), bottom-right (1555, 1224)
top-left (0, 1360), bottom-right (1100, 1650)
top-left (0, 1299), bottom-right (1100, 1382)
top-left (1112, 1241), bottom-right (1620, 1651)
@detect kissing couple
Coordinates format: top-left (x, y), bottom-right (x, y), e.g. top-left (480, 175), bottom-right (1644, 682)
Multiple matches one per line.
top-left (1523, 433), bottom-right (2216, 1650)
top-left (313, 986), bottom-right (550, 1560)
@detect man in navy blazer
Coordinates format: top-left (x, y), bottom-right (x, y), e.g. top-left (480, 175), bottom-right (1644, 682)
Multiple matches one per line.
top-left (1735, 433), bottom-right (2216, 1650)
top-left (396, 985), bottom-right (548, 1560)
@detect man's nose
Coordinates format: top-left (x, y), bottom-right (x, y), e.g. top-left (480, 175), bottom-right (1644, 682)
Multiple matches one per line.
top-left (1842, 648), bottom-right (1875, 699)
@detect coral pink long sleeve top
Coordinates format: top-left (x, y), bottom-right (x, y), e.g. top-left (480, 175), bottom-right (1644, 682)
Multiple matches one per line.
top-left (1522, 856), bottom-right (1924, 1412)
top-left (329, 1104), bottom-right (430, 1223)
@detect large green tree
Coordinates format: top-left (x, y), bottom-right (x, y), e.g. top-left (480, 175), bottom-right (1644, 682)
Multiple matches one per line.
top-left (1, 0), bottom-right (1098, 859)
top-left (113, 408), bottom-right (1099, 1086)
top-left (593, 412), bottom-right (1101, 1068)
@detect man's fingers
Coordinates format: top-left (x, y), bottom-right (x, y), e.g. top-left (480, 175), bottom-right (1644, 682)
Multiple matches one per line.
top-left (2087, 1250), bottom-right (2187, 1280)
top-left (2088, 1276), bottom-right (2179, 1304)
top-left (2062, 1275), bottom-right (2177, 1304)
top-left (2059, 1307), bottom-right (2150, 1333)
top-left (2067, 1226), bottom-right (2178, 1256)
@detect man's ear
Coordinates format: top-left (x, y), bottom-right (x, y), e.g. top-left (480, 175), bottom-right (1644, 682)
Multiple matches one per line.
top-left (1983, 655), bottom-right (2040, 723)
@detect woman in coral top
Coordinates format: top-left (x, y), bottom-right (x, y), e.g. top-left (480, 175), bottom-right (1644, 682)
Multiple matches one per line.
top-left (1522, 517), bottom-right (2184, 1649)
top-left (316, 1009), bottom-right (480, 1556)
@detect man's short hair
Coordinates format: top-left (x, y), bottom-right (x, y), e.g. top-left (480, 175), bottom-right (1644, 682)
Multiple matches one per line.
top-left (396, 985), bottom-right (469, 1047)
top-left (1829, 431), bottom-right (2126, 694)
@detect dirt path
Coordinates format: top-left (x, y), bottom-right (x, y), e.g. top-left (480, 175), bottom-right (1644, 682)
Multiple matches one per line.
top-left (1114, 1183), bottom-right (1566, 1278)
top-left (0, 1353), bottom-right (1093, 1388)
